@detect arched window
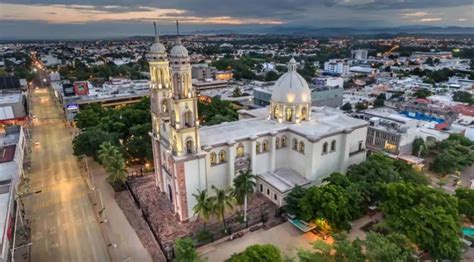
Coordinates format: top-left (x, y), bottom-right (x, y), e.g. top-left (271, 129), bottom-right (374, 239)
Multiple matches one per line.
top-left (275, 137), bottom-right (280, 149)
top-left (292, 139), bottom-right (298, 150)
top-left (281, 136), bottom-right (287, 147)
top-left (286, 107), bottom-right (293, 122)
top-left (322, 142), bottom-right (328, 154)
top-left (273, 105), bottom-right (279, 119)
top-left (210, 152), bottom-right (217, 165)
top-left (219, 150), bottom-right (226, 162)
top-left (237, 144), bottom-right (244, 158)
top-left (299, 141), bottom-right (305, 154)
top-left (161, 99), bottom-right (168, 113)
top-left (331, 140), bottom-right (336, 151)
top-left (183, 110), bottom-right (194, 127)
top-left (262, 140), bottom-right (269, 152)
top-left (301, 107), bottom-right (307, 121)
top-left (185, 138), bottom-right (194, 155)
top-left (256, 142), bottom-right (261, 154)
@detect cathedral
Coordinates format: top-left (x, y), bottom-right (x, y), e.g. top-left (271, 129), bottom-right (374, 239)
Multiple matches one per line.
top-left (148, 33), bottom-right (368, 222)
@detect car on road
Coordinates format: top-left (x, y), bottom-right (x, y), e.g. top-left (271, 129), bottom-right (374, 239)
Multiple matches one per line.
top-left (34, 141), bottom-right (40, 146)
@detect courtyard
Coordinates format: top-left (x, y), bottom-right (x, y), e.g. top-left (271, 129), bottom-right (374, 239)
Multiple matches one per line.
top-left (198, 212), bottom-right (383, 261)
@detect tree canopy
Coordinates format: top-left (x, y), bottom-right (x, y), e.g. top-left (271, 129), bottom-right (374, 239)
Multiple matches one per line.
top-left (72, 97), bottom-right (152, 163)
top-left (380, 182), bottom-right (462, 260)
top-left (429, 134), bottom-right (474, 174)
top-left (198, 96), bottom-right (238, 126)
top-left (229, 244), bottom-right (283, 262)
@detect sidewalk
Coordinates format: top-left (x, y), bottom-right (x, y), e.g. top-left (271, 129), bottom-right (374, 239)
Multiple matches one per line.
top-left (88, 159), bottom-right (153, 262)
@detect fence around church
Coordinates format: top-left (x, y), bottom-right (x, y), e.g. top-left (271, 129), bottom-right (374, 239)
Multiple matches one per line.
top-left (125, 179), bottom-right (284, 261)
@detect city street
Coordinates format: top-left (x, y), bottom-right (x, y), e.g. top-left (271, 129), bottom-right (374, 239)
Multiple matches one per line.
top-left (23, 87), bottom-right (110, 261)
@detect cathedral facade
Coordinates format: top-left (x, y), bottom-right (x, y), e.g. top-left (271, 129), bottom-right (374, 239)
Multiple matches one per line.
top-left (149, 36), bottom-right (368, 222)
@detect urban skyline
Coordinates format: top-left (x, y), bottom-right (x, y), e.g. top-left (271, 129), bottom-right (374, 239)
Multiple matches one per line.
top-left (0, 0), bottom-right (473, 39)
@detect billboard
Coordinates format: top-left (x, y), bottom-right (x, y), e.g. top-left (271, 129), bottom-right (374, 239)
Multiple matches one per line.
top-left (63, 83), bottom-right (75, 96)
top-left (73, 81), bottom-right (89, 96)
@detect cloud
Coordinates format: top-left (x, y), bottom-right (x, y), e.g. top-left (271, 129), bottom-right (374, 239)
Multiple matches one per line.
top-left (401, 11), bottom-right (429, 17)
top-left (0, 3), bottom-right (284, 25)
top-left (419, 18), bottom-right (443, 22)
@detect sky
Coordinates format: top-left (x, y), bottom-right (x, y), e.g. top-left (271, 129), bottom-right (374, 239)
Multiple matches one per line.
top-left (0, 0), bottom-right (473, 39)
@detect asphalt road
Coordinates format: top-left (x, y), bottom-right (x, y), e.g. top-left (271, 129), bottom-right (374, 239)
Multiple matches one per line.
top-left (24, 87), bottom-right (110, 262)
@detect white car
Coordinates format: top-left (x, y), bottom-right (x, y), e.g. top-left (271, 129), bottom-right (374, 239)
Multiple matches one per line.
top-left (34, 141), bottom-right (40, 146)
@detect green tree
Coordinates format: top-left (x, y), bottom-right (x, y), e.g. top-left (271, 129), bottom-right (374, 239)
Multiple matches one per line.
top-left (413, 89), bottom-right (432, 99)
top-left (365, 232), bottom-right (415, 262)
top-left (283, 185), bottom-right (307, 217)
top-left (452, 91), bottom-right (473, 104)
top-left (429, 135), bottom-right (474, 174)
top-left (72, 127), bottom-right (119, 159)
top-left (174, 238), bottom-right (200, 262)
top-left (380, 182), bottom-right (462, 260)
top-left (455, 188), bottom-right (474, 221)
top-left (229, 244), bottom-right (283, 262)
top-left (412, 137), bottom-right (427, 156)
top-left (264, 71), bottom-right (279, 82)
top-left (340, 102), bottom-right (352, 111)
top-left (355, 102), bottom-right (367, 111)
top-left (232, 87), bottom-right (242, 97)
top-left (299, 184), bottom-right (358, 230)
top-left (297, 241), bottom-right (333, 262)
top-left (232, 171), bottom-right (256, 222)
top-left (192, 189), bottom-right (213, 225)
top-left (373, 98), bottom-right (384, 107)
top-left (209, 185), bottom-right (234, 226)
top-left (98, 142), bottom-right (127, 188)
top-left (198, 96), bottom-right (238, 126)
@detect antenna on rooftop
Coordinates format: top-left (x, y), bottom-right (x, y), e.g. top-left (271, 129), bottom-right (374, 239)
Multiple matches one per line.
top-left (176, 20), bottom-right (180, 36)
top-left (153, 21), bottom-right (157, 37)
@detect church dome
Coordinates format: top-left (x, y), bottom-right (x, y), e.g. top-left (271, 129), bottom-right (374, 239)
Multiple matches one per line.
top-left (150, 36), bottom-right (166, 54)
top-left (170, 42), bottom-right (188, 57)
top-left (271, 58), bottom-right (311, 105)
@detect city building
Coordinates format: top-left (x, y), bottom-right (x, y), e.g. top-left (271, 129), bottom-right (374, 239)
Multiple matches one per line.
top-left (56, 79), bottom-right (150, 121)
top-left (0, 125), bottom-right (27, 261)
top-left (191, 65), bottom-right (216, 80)
top-left (149, 35), bottom-right (368, 221)
top-left (412, 51), bottom-right (453, 60)
top-left (192, 80), bottom-right (228, 91)
top-left (0, 77), bottom-right (26, 93)
top-left (323, 59), bottom-right (349, 76)
top-left (254, 84), bottom-right (343, 108)
top-left (0, 93), bottom-right (28, 126)
top-left (351, 49), bottom-right (368, 61)
top-left (214, 71), bottom-right (233, 81)
top-left (358, 108), bottom-right (449, 156)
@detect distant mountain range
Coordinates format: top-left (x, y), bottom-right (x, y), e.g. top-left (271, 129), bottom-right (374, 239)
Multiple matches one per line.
top-left (189, 26), bottom-right (474, 36)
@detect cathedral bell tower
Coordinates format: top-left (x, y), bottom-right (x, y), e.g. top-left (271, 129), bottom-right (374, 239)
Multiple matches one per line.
top-left (169, 21), bottom-right (200, 157)
top-left (148, 22), bottom-right (172, 135)
top-left (148, 22), bottom-right (172, 189)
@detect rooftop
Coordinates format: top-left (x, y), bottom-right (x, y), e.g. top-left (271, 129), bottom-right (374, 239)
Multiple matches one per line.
top-left (200, 106), bottom-right (367, 146)
top-left (258, 168), bottom-right (311, 193)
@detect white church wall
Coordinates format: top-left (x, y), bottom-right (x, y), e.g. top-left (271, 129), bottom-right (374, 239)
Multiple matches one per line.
top-left (288, 134), bottom-right (307, 176)
top-left (207, 146), bottom-right (229, 189)
top-left (310, 134), bottom-right (345, 182)
top-left (184, 157), bottom-right (206, 220)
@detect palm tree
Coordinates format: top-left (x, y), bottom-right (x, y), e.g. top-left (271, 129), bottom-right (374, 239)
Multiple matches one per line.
top-left (192, 189), bottom-right (213, 226)
top-left (232, 171), bottom-right (256, 222)
top-left (106, 157), bottom-right (127, 186)
top-left (98, 142), bottom-right (121, 170)
top-left (209, 185), bottom-right (234, 227)
top-left (98, 142), bottom-right (127, 186)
